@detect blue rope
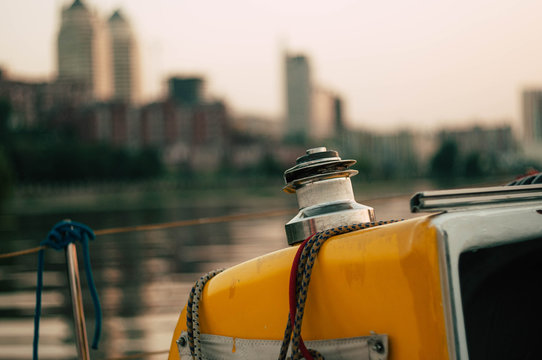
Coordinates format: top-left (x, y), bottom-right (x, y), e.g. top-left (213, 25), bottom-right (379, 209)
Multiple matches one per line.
top-left (33, 220), bottom-right (102, 360)
top-left (33, 249), bottom-right (44, 360)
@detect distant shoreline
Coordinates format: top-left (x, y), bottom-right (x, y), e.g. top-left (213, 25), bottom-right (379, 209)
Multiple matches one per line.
top-left (4, 176), bottom-right (511, 216)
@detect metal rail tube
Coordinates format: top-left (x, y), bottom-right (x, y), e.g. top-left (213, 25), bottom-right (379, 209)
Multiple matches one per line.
top-left (410, 184), bottom-right (542, 212)
top-left (65, 242), bottom-right (90, 360)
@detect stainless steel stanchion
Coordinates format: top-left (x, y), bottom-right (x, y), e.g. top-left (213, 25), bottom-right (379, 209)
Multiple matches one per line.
top-left (65, 242), bottom-right (90, 360)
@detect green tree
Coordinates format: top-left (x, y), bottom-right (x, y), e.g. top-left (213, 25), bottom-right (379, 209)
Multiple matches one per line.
top-left (0, 148), bottom-right (13, 207)
top-left (430, 139), bottom-right (459, 179)
top-left (0, 97), bottom-right (11, 141)
top-left (257, 153), bottom-right (283, 177)
top-left (134, 147), bottom-right (164, 178)
top-left (464, 152), bottom-right (484, 178)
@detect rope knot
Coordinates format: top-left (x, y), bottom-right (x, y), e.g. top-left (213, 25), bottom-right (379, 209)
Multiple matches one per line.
top-left (33, 220), bottom-right (101, 360)
top-left (41, 220), bottom-right (95, 250)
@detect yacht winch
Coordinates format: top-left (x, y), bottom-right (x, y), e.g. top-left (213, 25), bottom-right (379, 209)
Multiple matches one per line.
top-left (283, 147), bottom-right (374, 245)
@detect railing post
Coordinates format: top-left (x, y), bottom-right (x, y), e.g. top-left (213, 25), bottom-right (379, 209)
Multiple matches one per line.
top-left (65, 242), bottom-right (90, 360)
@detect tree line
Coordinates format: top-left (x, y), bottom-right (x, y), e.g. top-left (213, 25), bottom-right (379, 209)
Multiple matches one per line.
top-left (0, 98), bottom-right (163, 205)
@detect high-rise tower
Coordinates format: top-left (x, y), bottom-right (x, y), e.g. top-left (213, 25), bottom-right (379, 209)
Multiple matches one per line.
top-left (285, 54), bottom-right (311, 142)
top-left (57, 0), bottom-right (111, 100)
top-left (522, 89), bottom-right (542, 143)
top-left (521, 89), bottom-right (542, 161)
top-left (108, 10), bottom-right (138, 103)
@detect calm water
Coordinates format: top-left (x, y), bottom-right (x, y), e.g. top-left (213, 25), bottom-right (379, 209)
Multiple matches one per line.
top-left (0, 182), bottom-right (422, 359)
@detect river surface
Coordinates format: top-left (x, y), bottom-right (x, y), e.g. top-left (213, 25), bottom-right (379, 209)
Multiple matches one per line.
top-left (0, 181), bottom-right (428, 359)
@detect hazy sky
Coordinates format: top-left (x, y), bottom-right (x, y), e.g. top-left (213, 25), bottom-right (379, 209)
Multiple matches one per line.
top-left (1, 0), bottom-right (542, 131)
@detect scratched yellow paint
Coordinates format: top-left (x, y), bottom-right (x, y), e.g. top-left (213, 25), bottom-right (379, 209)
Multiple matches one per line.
top-left (169, 215), bottom-right (449, 360)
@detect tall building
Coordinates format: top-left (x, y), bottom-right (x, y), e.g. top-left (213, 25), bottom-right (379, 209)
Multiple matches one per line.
top-left (334, 96), bottom-right (344, 134)
top-left (57, 0), bottom-right (111, 100)
top-left (108, 10), bottom-right (139, 103)
top-left (522, 89), bottom-right (542, 143)
top-left (521, 89), bottom-right (542, 161)
top-left (311, 87), bottom-right (339, 140)
top-left (285, 54), bottom-right (311, 142)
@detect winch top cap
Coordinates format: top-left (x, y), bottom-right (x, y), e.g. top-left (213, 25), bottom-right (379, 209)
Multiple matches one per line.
top-left (283, 147), bottom-right (357, 190)
top-left (295, 147), bottom-right (340, 165)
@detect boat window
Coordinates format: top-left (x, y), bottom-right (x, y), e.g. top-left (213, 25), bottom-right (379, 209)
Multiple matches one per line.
top-left (459, 237), bottom-right (542, 360)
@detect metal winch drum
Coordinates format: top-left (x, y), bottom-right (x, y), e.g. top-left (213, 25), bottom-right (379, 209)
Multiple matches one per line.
top-left (283, 147), bottom-right (375, 245)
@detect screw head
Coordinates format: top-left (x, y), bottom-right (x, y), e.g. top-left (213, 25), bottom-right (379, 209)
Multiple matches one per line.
top-left (177, 336), bottom-right (187, 347)
top-left (372, 341), bottom-right (385, 354)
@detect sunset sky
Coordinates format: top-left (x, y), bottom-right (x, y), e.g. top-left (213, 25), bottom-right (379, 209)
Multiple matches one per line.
top-left (2, 0), bottom-right (542, 131)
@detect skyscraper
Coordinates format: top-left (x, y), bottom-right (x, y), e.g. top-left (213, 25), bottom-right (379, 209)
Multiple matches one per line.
top-left (285, 54), bottom-right (311, 142)
top-left (521, 89), bottom-right (542, 161)
top-left (522, 89), bottom-right (542, 143)
top-left (108, 10), bottom-right (138, 103)
top-left (57, 0), bottom-right (111, 100)
top-left (312, 87), bottom-right (340, 140)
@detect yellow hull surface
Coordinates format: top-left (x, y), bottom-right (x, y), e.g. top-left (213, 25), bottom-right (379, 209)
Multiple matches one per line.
top-left (169, 215), bottom-right (449, 359)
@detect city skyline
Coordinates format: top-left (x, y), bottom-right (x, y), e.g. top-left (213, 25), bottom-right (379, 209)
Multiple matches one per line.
top-left (2, 0), bottom-right (542, 131)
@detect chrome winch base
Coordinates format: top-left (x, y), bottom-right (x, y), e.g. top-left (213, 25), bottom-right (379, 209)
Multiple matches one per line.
top-left (283, 147), bottom-right (375, 245)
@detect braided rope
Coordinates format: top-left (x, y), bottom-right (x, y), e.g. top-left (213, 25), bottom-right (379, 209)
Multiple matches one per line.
top-left (279, 233), bottom-right (316, 360)
top-left (186, 268), bottom-right (224, 359)
top-left (279, 220), bottom-right (402, 360)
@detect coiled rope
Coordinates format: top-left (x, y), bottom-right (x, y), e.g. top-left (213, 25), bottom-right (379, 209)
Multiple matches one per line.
top-left (186, 268), bottom-right (225, 359)
top-left (279, 220), bottom-right (402, 360)
top-left (33, 220), bottom-right (102, 360)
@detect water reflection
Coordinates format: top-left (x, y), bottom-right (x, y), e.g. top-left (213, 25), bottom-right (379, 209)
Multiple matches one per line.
top-left (0, 188), bottom-right (418, 359)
